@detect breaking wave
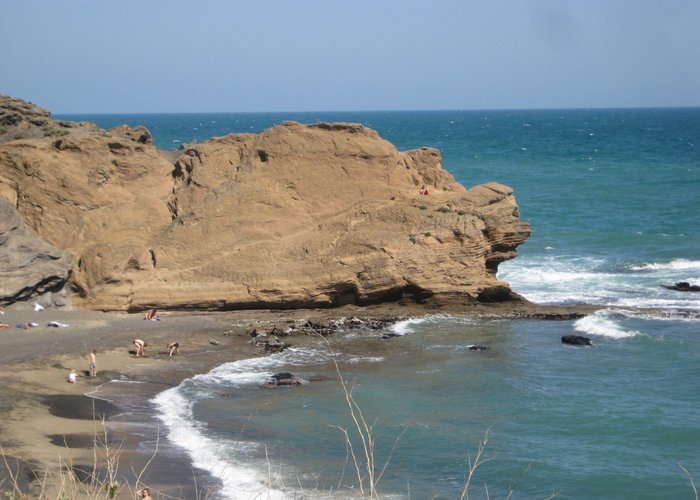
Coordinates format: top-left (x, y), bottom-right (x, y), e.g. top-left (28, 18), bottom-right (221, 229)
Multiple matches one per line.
top-left (573, 310), bottom-right (642, 339)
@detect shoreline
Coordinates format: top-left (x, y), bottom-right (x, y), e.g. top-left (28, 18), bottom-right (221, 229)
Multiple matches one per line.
top-left (0, 300), bottom-right (691, 498)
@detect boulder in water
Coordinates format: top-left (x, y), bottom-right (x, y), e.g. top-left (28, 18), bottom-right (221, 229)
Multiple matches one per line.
top-left (661, 282), bottom-right (700, 292)
top-left (266, 372), bottom-right (304, 386)
top-left (561, 334), bottom-right (592, 346)
top-left (467, 345), bottom-right (489, 351)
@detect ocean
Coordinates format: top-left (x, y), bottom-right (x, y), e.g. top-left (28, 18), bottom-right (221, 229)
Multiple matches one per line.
top-left (59, 109), bottom-right (700, 499)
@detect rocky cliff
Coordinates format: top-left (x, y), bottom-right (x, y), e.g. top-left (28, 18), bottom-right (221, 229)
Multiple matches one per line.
top-left (0, 97), bottom-right (531, 311)
top-left (0, 198), bottom-right (72, 304)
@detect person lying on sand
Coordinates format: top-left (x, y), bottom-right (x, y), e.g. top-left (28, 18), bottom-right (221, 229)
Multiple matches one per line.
top-left (167, 341), bottom-right (181, 357)
top-left (133, 338), bottom-right (146, 357)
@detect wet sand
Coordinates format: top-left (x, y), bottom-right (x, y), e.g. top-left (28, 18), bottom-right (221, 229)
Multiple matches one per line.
top-left (0, 300), bottom-right (603, 498)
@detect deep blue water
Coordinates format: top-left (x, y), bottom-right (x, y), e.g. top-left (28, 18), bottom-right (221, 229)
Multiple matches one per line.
top-left (61, 109), bottom-right (700, 498)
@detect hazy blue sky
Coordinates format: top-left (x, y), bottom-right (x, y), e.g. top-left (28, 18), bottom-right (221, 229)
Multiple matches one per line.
top-left (1, 0), bottom-right (699, 113)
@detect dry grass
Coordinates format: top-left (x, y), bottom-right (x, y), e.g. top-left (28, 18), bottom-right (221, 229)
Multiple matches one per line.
top-left (320, 335), bottom-right (406, 498)
top-left (0, 414), bottom-right (214, 500)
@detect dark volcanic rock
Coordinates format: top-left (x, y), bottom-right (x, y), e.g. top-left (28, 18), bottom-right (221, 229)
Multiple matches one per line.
top-left (662, 282), bottom-right (700, 292)
top-left (467, 344), bottom-right (489, 351)
top-left (561, 334), bottom-right (593, 346)
top-left (0, 198), bottom-right (72, 305)
top-left (266, 372), bottom-right (304, 386)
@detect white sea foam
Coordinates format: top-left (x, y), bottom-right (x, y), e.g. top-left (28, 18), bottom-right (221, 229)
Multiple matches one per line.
top-left (346, 355), bottom-right (384, 364)
top-left (614, 308), bottom-right (700, 322)
top-left (154, 387), bottom-right (289, 499)
top-left (629, 259), bottom-right (700, 272)
top-left (106, 378), bottom-right (144, 385)
top-left (389, 317), bottom-right (428, 336)
top-left (499, 254), bottom-right (700, 309)
top-left (153, 347), bottom-right (343, 498)
top-left (198, 347), bottom-right (331, 388)
top-left (573, 311), bottom-right (642, 339)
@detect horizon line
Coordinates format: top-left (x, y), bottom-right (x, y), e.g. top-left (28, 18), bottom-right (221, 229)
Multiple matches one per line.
top-left (53, 105), bottom-right (700, 116)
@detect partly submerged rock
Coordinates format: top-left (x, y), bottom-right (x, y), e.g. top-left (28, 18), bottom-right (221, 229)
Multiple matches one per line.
top-left (661, 282), bottom-right (700, 292)
top-left (561, 334), bottom-right (593, 346)
top-left (467, 344), bottom-right (489, 351)
top-left (266, 372), bottom-right (304, 386)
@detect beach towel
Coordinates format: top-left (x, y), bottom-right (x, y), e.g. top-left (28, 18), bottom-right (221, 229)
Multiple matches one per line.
top-left (47, 321), bottom-right (70, 328)
top-left (0, 324), bottom-right (10, 329)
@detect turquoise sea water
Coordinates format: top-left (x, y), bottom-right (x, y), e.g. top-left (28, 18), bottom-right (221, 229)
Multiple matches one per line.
top-left (61, 109), bottom-right (700, 498)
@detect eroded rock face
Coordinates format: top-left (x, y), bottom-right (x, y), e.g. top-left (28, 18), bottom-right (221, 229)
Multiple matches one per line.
top-left (0, 97), bottom-right (531, 311)
top-left (0, 198), bottom-right (72, 304)
top-left (0, 95), bottom-right (99, 146)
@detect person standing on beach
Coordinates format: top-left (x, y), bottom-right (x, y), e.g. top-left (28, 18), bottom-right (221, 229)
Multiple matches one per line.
top-left (167, 341), bottom-right (181, 357)
top-left (88, 350), bottom-right (97, 376)
top-left (133, 338), bottom-right (146, 357)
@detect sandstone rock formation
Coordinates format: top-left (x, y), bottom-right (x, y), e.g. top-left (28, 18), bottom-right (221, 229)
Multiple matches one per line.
top-left (0, 198), bottom-right (72, 304)
top-left (0, 97), bottom-right (531, 311)
top-left (0, 95), bottom-right (99, 146)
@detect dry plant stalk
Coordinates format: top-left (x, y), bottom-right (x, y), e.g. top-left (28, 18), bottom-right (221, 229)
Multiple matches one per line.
top-left (320, 335), bottom-right (404, 499)
top-left (679, 463), bottom-right (698, 500)
top-left (1, 406), bottom-right (174, 499)
top-left (459, 427), bottom-right (493, 500)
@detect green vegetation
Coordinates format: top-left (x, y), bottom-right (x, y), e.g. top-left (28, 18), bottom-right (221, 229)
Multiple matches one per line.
top-left (424, 232), bottom-right (432, 237)
top-left (457, 210), bottom-right (466, 216)
top-left (409, 235), bottom-right (417, 244)
top-left (419, 205), bottom-right (427, 210)
top-left (43, 128), bottom-right (70, 137)
top-left (436, 207), bottom-right (451, 213)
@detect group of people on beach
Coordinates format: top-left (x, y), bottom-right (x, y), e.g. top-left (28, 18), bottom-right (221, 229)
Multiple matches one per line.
top-left (64, 311), bottom-right (180, 383)
top-left (132, 339), bottom-right (180, 357)
top-left (67, 349), bottom-right (97, 383)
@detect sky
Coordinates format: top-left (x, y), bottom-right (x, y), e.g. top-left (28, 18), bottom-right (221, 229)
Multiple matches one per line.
top-left (1, 0), bottom-right (699, 113)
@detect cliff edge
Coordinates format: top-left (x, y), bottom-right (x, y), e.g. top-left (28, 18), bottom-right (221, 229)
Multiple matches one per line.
top-left (0, 97), bottom-right (530, 310)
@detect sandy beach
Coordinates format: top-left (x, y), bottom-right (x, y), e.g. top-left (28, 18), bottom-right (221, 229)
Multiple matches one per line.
top-left (0, 300), bottom-right (601, 499)
top-left (0, 304), bottom-right (313, 499)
